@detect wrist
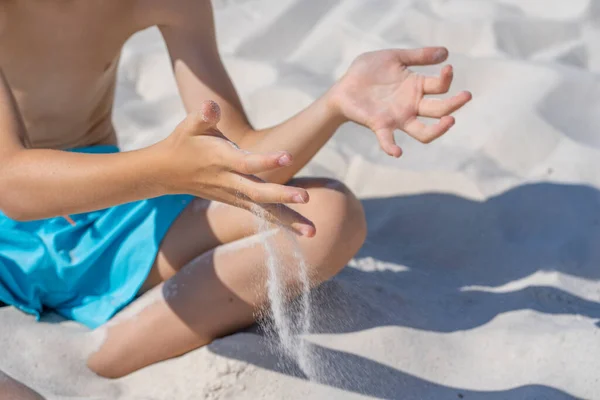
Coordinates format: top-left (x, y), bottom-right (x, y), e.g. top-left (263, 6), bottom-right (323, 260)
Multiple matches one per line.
top-left (142, 141), bottom-right (178, 196)
top-left (323, 85), bottom-right (349, 127)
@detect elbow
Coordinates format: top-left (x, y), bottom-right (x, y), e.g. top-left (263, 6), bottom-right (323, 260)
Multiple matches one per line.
top-left (0, 157), bottom-right (52, 222)
top-left (0, 157), bottom-right (39, 222)
top-left (0, 188), bottom-right (56, 222)
top-left (0, 199), bottom-right (34, 222)
top-left (1, 203), bottom-right (58, 223)
top-left (0, 183), bottom-right (35, 222)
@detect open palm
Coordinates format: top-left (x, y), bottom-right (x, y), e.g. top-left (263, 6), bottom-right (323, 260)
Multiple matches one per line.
top-left (331, 47), bottom-right (472, 157)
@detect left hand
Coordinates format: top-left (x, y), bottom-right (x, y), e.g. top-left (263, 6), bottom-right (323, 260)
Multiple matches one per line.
top-left (328, 47), bottom-right (472, 157)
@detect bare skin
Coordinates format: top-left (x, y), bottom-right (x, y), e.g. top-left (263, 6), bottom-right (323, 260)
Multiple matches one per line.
top-left (0, 0), bottom-right (472, 380)
top-left (0, 370), bottom-right (44, 400)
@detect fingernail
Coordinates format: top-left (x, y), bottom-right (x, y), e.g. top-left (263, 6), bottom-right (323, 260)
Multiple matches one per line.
top-left (300, 226), bottom-right (313, 237)
top-left (278, 153), bottom-right (292, 166)
top-left (201, 100), bottom-right (221, 122)
top-left (434, 49), bottom-right (448, 62)
top-left (293, 194), bottom-right (306, 203)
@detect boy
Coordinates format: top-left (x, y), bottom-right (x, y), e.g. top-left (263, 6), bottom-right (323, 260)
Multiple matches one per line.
top-left (0, 0), bottom-right (471, 384)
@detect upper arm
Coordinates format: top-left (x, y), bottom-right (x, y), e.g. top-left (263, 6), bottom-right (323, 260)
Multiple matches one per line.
top-left (0, 5), bottom-right (25, 157)
top-left (148, 0), bottom-right (253, 142)
top-left (0, 68), bottom-right (26, 159)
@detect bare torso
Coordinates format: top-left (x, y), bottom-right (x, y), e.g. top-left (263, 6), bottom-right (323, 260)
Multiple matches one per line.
top-left (0, 0), bottom-right (147, 149)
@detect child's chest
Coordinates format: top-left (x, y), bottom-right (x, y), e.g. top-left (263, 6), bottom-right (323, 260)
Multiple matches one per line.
top-left (0, 1), bottom-right (139, 88)
top-left (0, 0), bottom-right (145, 146)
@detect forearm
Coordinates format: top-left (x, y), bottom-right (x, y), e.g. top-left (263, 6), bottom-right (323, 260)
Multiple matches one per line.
top-left (0, 146), bottom-right (165, 221)
top-left (0, 67), bottom-right (166, 221)
top-left (238, 93), bottom-right (346, 184)
top-left (160, 3), bottom-right (346, 184)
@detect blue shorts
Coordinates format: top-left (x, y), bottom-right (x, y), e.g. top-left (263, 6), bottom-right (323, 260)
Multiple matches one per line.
top-left (0, 145), bottom-right (194, 329)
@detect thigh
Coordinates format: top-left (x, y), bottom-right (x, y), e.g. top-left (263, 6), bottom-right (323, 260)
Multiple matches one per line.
top-left (90, 242), bottom-right (264, 378)
top-left (140, 197), bottom-right (257, 292)
top-left (89, 178), bottom-right (364, 378)
top-left (90, 209), bottom-right (345, 378)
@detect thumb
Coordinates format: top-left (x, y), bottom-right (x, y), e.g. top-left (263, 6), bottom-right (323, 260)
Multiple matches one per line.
top-left (182, 100), bottom-right (222, 136)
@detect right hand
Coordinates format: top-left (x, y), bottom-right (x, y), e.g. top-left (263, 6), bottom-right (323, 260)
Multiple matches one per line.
top-left (155, 100), bottom-right (315, 237)
top-left (328, 47), bottom-right (472, 158)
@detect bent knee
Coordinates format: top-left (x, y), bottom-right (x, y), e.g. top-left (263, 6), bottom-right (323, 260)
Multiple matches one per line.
top-left (295, 178), bottom-right (366, 237)
top-left (291, 178), bottom-right (367, 276)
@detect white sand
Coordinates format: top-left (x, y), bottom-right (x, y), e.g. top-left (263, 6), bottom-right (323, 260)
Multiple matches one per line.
top-left (2, 0), bottom-right (600, 398)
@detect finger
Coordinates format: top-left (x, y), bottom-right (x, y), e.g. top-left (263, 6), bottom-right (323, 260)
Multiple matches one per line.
top-left (235, 173), bottom-right (310, 204)
top-left (418, 91), bottom-right (473, 118)
top-left (423, 65), bottom-right (453, 94)
top-left (403, 116), bottom-right (455, 144)
top-left (232, 151), bottom-right (294, 175)
top-left (254, 202), bottom-right (316, 238)
top-left (373, 128), bottom-right (402, 158)
top-left (179, 100), bottom-right (222, 136)
top-left (230, 190), bottom-right (315, 237)
top-left (395, 47), bottom-right (448, 66)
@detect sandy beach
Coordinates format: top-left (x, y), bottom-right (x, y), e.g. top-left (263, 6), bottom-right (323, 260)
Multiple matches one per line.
top-left (1, 0), bottom-right (600, 398)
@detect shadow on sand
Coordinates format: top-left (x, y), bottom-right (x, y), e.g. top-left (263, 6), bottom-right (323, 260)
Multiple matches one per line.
top-left (208, 182), bottom-right (599, 399)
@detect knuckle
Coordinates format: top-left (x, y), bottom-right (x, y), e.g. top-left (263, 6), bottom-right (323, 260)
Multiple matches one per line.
top-left (246, 188), bottom-right (261, 202)
top-left (236, 157), bottom-right (250, 174)
top-left (438, 106), bottom-right (450, 116)
top-left (440, 100), bottom-right (451, 110)
top-left (278, 190), bottom-right (289, 203)
top-left (186, 111), bottom-right (205, 129)
top-left (209, 144), bottom-right (228, 167)
top-left (354, 52), bottom-right (371, 64)
top-left (211, 147), bottom-right (236, 171)
top-left (374, 117), bottom-right (395, 130)
top-left (421, 132), bottom-right (439, 144)
top-left (443, 105), bottom-right (455, 114)
top-left (428, 81), bottom-right (440, 91)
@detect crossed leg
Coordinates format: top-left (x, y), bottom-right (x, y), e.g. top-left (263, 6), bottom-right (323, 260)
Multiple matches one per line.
top-left (87, 178), bottom-right (367, 378)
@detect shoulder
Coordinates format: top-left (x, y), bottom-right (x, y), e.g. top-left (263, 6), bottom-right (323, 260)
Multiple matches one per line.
top-left (132, 0), bottom-right (213, 29)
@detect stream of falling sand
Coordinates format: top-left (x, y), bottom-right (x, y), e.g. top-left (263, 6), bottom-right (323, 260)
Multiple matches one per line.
top-left (251, 204), bottom-right (315, 378)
